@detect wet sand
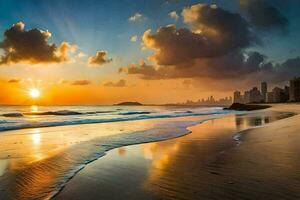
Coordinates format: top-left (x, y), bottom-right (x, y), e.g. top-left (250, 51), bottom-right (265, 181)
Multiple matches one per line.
top-left (0, 114), bottom-right (217, 199)
top-left (55, 107), bottom-right (299, 200)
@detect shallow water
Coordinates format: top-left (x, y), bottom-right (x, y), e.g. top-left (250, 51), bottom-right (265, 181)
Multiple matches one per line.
top-left (0, 105), bottom-right (233, 200)
top-left (0, 108), bottom-right (294, 200)
top-left (55, 111), bottom-right (296, 200)
top-left (0, 105), bottom-right (229, 131)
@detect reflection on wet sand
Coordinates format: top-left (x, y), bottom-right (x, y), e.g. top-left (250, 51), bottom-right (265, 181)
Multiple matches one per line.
top-left (56, 111), bottom-right (296, 200)
top-left (142, 112), bottom-right (298, 200)
top-left (0, 119), bottom-right (162, 199)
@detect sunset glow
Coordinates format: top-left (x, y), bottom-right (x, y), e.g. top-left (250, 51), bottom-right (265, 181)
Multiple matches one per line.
top-left (0, 0), bottom-right (298, 105)
top-left (29, 89), bottom-right (41, 99)
top-left (1, 1), bottom-right (300, 200)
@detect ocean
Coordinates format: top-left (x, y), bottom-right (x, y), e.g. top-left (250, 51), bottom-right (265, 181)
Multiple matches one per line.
top-left (0, 105), bottom-right (231, 132)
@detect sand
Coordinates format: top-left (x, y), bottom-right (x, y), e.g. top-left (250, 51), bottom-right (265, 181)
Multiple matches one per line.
top-left (55, 104), bottom-right (300, 200)
top-left (0, 115), bottom-right (215, 199)
top-left (0, 104), bottom-right (299, 199)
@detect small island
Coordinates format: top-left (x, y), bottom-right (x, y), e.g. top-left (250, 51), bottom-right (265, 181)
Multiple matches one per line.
top-left (115, 102), bottom-right (143, 106)
top-left (224, 103), bottom-right (271, 111)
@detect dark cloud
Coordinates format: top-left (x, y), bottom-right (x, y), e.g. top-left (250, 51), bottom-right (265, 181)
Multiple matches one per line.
top-left (103, 79), bottom-right (126, 87)
top-left (8, 79), bottom-right (21, 83)
top-left (121, 2), bottom-right (296, 86)
top-left (240, 0), bottom-right (288, 31)
top-left (0, 22), bottom-right (75, 65)
top-left (120, 51), bottom-right (300, 84)
top-left (119, 60), bottom-right (161, 78)
top-left (142, 4), bottom-right (253, 65)
top-left (88, 51), bottom-right (112, 65)
top-left (71, 80), bottom-right (91, 86)
top-left (275, 57), bottom-right (300, 81)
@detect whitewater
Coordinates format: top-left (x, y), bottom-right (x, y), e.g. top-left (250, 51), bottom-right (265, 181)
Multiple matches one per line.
top-left (0, 105), bottom-right (232, 132)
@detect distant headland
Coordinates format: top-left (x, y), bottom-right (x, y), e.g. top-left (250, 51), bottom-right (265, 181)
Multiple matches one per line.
top-left (115, 102), bottom-right (143, 106)
top-left (224, 103), bottom-right (271, 111)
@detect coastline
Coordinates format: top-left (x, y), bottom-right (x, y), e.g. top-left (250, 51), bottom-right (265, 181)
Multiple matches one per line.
top-left (0, 104), bottom-right (298, 199)
top-left (0, 113), bottom-right (230, 200)
top-left (55, 104), bottom-right (300, 200)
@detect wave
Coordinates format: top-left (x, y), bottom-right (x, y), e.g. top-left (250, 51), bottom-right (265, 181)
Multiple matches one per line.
top-left (42, 115), bottom-right (224, 199)
top-left (25, 110), bottom-right (83, 116)
top-left (2, 110), bottom-right (116, 117)
top-left (2, 113), bottom-right (24, 117)
top-left (120, 111), bottom-right (152, 115)
top-left (174, 111), bottom-right (193, 114)
top-left (0, 113), bottom-right (228, 199)
top-left (0, 109), bottom-right (232, 132)
top-left (1, 113), bottom-right (226, 199)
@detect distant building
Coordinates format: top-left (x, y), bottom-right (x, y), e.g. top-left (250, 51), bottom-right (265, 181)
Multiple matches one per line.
top-left (289, 77), bottom-right (300, 102)
top-left (233, 80), bottom-right (293, 104)
top-left (284, 86), bottom-right (290, 100)
top-left (233, 91), bottom-right (242, 103)
top-left (249, 87), bottom-right (263, 103)
top-left (182, 95), bottom-right (232, 106)
top-left (272, 87), bottom-right (286, 103)
top-left (267, 92), bottom-right (274, 103)
top-left (244, 91), bottom-right (250, 103)
top-left (261, 82), bottom-right (267, 102)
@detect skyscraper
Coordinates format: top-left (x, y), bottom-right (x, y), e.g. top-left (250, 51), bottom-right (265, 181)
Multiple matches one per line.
top-left (249, 87), bottom-right (263, 103)
top-left (233, 91), bottom-right (242, 103)
top-left (289, 77), bottom-right (300, 102)
top-left (261, 82), bottom-right (267, 102)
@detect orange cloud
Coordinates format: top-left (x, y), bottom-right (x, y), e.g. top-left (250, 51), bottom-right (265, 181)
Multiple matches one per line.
top-left (88, 51), bottom-right (112, 65)
top-left (71, 80), bottom-right (91, 86)
top-left (103, 79), bottom-right (126, 87)
top-left (8, 79), bottom-right (21, 83)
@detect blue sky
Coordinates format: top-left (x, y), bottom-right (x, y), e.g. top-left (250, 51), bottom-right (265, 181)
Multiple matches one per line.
top-left (0, 0), bottom-right (300, 104)
top-left (0, 0), bottom-right (298, 64)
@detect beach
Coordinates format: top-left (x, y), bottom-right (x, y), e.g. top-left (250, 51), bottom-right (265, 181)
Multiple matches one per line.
top-left (54, 104), bottom-right (300, 200)
top-left (56, 105), bottom-right (300, 199)
top-left (0, 104), bottom-right (299, 199)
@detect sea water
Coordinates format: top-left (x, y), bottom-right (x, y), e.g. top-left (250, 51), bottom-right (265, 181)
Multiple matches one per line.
top-left (0, 105), bottom-right (231, 131)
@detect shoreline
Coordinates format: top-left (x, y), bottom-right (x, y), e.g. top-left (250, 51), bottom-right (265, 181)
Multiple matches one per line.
top-left (0, 114), bottom-right (231, 200)
top-left (0, 104), bottom-right (298, 199)
top-left (55, 106), bottom-right (298, 200)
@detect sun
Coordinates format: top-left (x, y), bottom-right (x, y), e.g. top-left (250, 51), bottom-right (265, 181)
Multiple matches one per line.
top-left (29, 88), bottom-right (41, 98)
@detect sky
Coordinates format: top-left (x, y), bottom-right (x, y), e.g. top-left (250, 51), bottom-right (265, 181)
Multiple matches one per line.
top-left (0, 0), bottom-right (299, 105)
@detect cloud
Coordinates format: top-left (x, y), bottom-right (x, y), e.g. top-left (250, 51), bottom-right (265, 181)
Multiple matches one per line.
top-left (130, 35), bottom-right (138, 42)
top-left (103, 79), bottom-right (126, 87)
top-left (240, 0), bottom-right (288, 31)
top-left (8, 79), bottom-right (21, 83)
top-left (142, 4), bottom-right (253, 65)
top-left (182, 79), bottom-right (192, 88)
top-left (169, 11), bottom-right (179, 21)
top-left (71, 80), bottom-right (91, 86)
top-left (128, 13), bottom-right (143, 22)
top-left (119, 60), bottom-right (161, 79)
top-left (120, 51), bottom-right (300, 84)
top-left (88, 51), bottom-right (112, 65)
top-left (120, 2), bottom-right (297, 86)
top-left (58, 79), bottom-right (69, 84)
top-left (0, 22), bottom-right (76, 65)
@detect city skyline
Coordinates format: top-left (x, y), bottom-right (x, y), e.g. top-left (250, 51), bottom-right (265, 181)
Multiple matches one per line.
top-left (233, 77), bottom-right (300, 104)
